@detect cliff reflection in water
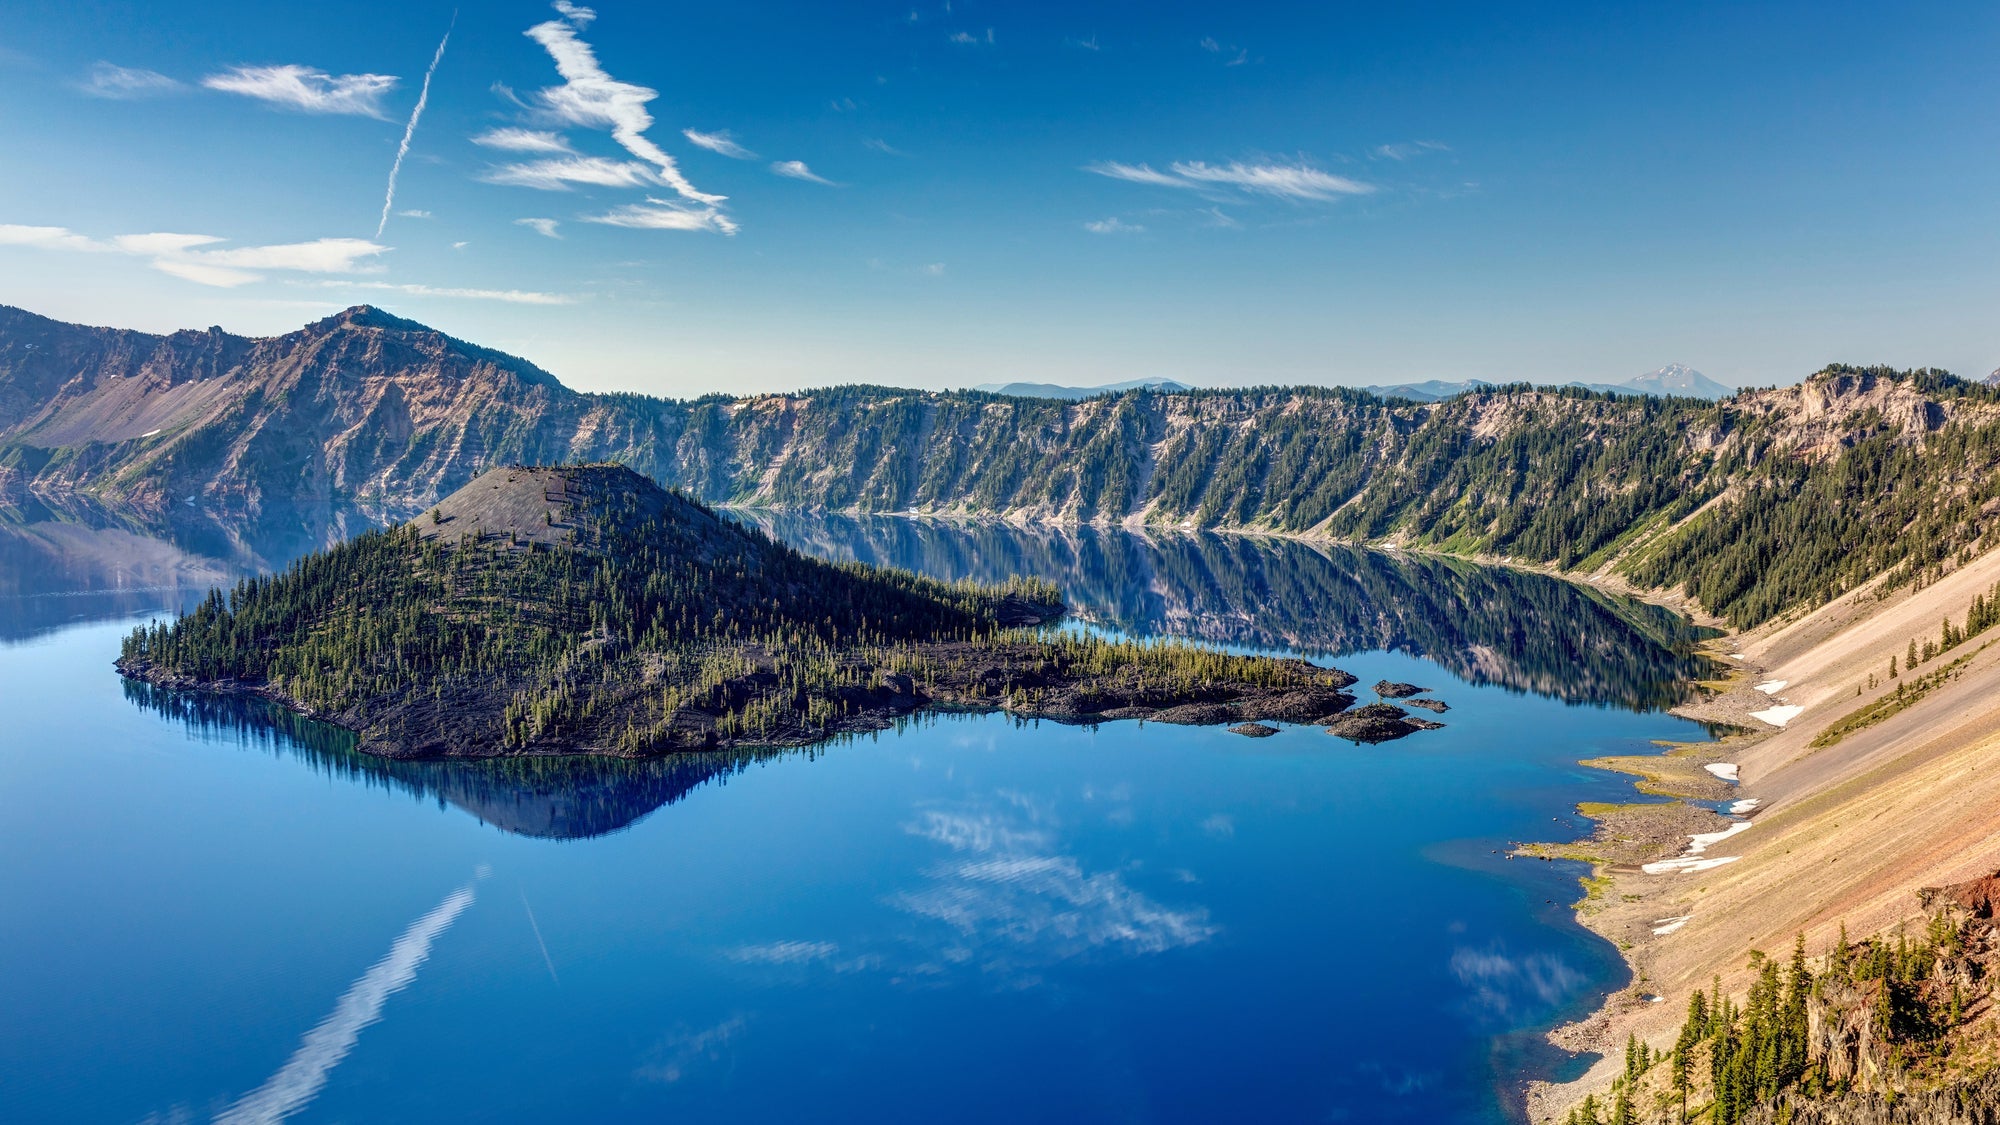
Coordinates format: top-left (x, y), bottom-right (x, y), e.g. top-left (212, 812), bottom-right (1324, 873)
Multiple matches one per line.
top-left (0, 494), bottom-right (366, 644)
top-left (122, 679), bottom-right (788, 839)
top-left (742, 512), bottom-right (1717, 711)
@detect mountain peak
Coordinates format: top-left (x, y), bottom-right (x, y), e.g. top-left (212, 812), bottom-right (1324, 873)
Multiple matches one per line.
top-left (310, 305), bottom-right (431, 335)
top-left (1622, 364), bottom-right (1734, 399)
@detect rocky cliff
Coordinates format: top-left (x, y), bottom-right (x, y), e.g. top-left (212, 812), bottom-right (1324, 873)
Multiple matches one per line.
top-left (8, 304), bottom-right (2000, 627)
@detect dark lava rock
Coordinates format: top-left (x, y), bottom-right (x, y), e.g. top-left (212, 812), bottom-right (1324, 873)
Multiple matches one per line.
top-left (1230, 722), bottom-right (1280, 738)
top-left (1150, 702), bottom-right (1238, 725)
top-left (1373, 680), bottom-right (1430, 699)
top-left (1405, 697), bottom-right (1449, 713)
top-left (1325, 702), bottom-right (1431, 743)
top-left (1252, 687), bottom-right (1358, 723)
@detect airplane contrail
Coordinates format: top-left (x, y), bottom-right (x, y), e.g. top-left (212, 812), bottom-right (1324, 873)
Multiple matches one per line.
top-left (521, 889), bottom-right (559, 984)
top-left (212, 881), bottom-right (477, 1125)
top-left (375, 14), bottom-right (456, 239)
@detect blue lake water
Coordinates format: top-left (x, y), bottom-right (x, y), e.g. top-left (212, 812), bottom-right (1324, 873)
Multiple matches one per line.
top-left (0, 513), bottom-right (1714, 1123)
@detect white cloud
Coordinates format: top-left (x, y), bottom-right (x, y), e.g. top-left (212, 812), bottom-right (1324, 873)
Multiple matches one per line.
top-left (583, 198), bottom-right (738, 235)
top-left (0, 225), bottom-right (105, 252)
top-left (1086, 159), bottom-right (1373, 202)
top-left (514, 217), bottom-right (561, 238)
top-left (1084, 161), bottom-right (1186, 188)
top-left (479, 155), bottom-right (661, 191)
top-left (1373, 140), bottom-right (1450, 161)
top-left (82, 62), bottom-right (183, 99)
top-left (769, 159), bottom-right (835, 185)
top-left (552, 0), bottom-right (596, 26)
top-left (0, 224), bottom-right (386, 288)
top-left (202, 64), bottom-right (398, 118)
top-left (152, 259), bottom-right (262, 287)
top-left (397, 209), bottom-right (432, 219)
top-left (862, 137), bottom-right (908, 157)
top-left (1171, 160), bottom-right (1372, 200)
top-left (523, 10), bottom-right (723, 207)
top-left (450, 241), bottom-right (468, 249)
top-left (471, 127), bottom-right (574, 153)
top-left (1084, 217), bottom-right (1143, 234)
top-left (305, 280), bottom-right (576, 305)
top-left (1067, 35), bottom-right (1101, 51)
top-left (948, 28), bottom-right (995, 44)
top-left (922, 262), bottom-right (945, 276)
top-left (683, 128), bottom-right (755, 159)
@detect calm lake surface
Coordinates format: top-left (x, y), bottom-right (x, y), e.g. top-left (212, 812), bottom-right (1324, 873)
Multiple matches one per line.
top-left (0, 509), bottom-right (1714, 1123)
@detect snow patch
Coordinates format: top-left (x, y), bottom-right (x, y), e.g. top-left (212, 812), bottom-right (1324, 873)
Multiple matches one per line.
top-left (139, 428), bottom-right (162, 438)
top-left (1652, 915), bottom-right (1693, 935)
top-left (1704, 763), bottom-right (1739, 782)
top-left (1729, 798), bottom-right (1762, 816)
top-left (1641, 856), bottom-right (1741, 875)
top-left (1749, 704), bottom-right (1804, 728)
top-left (1754, 680), bottom-right (1788, 694)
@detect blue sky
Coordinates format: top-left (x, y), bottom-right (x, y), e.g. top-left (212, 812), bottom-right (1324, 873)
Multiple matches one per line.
top-left (0, 1), bottom-right (1995, 396)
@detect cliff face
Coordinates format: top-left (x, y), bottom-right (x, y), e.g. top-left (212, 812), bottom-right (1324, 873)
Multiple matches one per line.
top-left (9, 304), bottom-right (2000, 627)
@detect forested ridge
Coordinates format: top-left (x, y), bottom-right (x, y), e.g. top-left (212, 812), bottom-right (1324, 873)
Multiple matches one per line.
top-left (116, 465), bottom-right (1371, 757)
top-left (11, 304), bottom-right (2000, 628)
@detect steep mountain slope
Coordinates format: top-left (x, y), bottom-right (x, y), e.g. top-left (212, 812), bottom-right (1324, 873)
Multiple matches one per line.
top-left (7, 305), bottom-right (1999, 629)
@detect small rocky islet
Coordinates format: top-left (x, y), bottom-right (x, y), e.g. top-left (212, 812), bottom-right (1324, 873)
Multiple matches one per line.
top-left (117, 465), bottom-right (1442, 758)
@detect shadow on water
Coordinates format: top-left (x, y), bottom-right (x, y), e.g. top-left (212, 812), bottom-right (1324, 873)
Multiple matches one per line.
top-left (121, 678), bottom-right (794, 840)
top-left (738, 511), bottom-right (1720, 710)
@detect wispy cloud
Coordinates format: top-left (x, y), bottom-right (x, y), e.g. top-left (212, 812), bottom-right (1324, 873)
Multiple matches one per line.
top-left (683, 128), bottom-right (756, 159)
top-left (1450, 946), bottom-right (1584, 1018)
top-left (1372, 140), bottom-right (1451, 161)
top-left (397, 209), bottom-right (432, 219)
top-left (514, 217), bottom-right (562, 238)
top-left (1084, 217), bottom-right (1144, 234)
top-left (770, 159), bottom-right (836, 185)
top-left (202, 64), bottom-right (398, 118)
top-left (1066, 35), bottom-right (1101, 51)
top-left (305, 280), bottom-right (577, 305)
top-left (1199, 36), bottom-right (1249, 66)
top-left (862, 137), bottom-right (909, 157)
top-left (212, 882), bottom-right (476, 1125)
top-left (948, 28), bottom-right (996, 45)
top-left (81, 62), bottom-right (183, 99)
top-left (471, 127), bottom-right (575, 154)
top-left (727, 941), bottom-right (838, 965)
top-left (635, 1016), bottom-right (748, 1086)
top-left (1086, 159), bottom-right (1373, 202)
top-left (1173, 160), bottom-right (1372, 200)
top-left (377, 17), bottom-right (454, 238)
top-left (893, 800), bottom-right (1216, 961)
top-left (479, 155), bottom-right (662, 191)
top-left (0, 224), bottom-right (386, 288)
top-left (583, 198), bottom-right (738, 235)
top-left (552, 0), bottom-right (596, 26)
top-left (523, 4), bottom-right (723, 207)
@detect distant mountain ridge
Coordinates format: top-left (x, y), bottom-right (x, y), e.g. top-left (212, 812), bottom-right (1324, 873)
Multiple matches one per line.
top-left (3, 303), bottom-right (1997, 628)
top-left (1364, 364), bottom-right (1734, 402)
top-left (972, 378), bottom-right (1193, 399)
